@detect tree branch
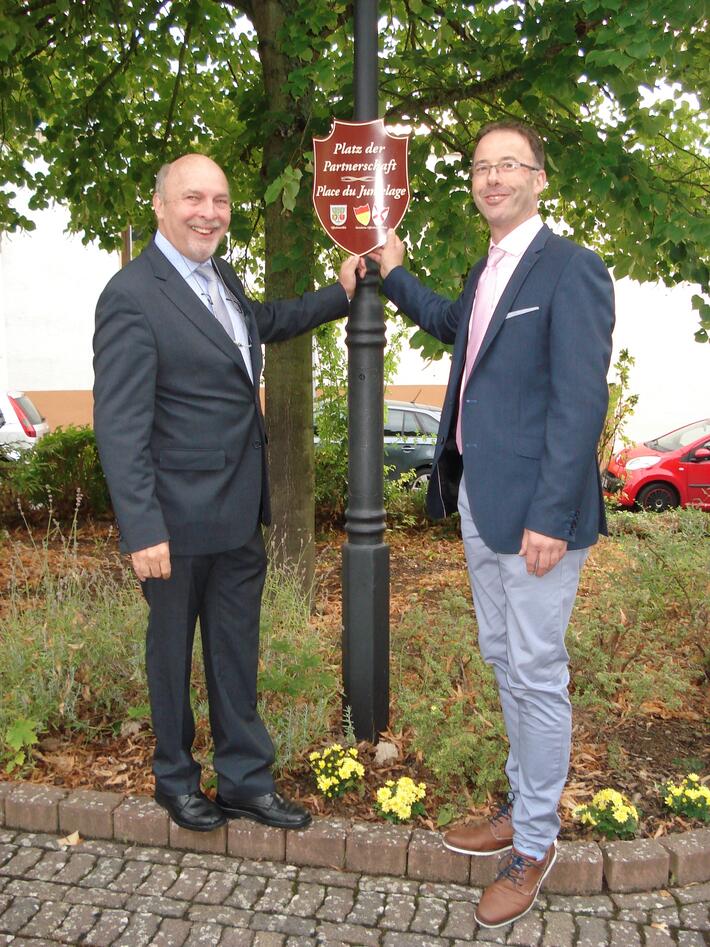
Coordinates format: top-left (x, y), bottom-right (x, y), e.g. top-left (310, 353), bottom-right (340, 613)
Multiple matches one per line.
top-left (161, 19), bottom-right (193, 152)
top-left (659, 132), bottom-right (710, 171)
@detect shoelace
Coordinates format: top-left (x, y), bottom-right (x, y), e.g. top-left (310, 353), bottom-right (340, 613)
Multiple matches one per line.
top-left (497, 850), bottom-right (537, 886)
top-left (490, 800), bottom-right (513, 825)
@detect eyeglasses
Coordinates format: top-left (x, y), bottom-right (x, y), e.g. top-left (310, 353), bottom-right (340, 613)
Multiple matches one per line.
top-left (472, 160), bottom-right (541, 176)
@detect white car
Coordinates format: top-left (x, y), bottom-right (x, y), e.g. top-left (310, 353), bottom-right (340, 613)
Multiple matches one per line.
top-left (0, 391), bottom-right (50, 454)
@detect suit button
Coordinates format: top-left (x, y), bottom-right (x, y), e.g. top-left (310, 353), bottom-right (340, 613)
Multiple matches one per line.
top-left (252, 439), bottom-right (261, 449)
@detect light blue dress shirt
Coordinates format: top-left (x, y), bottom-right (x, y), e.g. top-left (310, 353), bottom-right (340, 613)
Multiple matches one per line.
top-left (154, 230), bottom-right (253, 382)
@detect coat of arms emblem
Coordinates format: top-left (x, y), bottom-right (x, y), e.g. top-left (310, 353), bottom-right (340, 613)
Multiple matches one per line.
top-left (330, 204), bottom-right (347, 227)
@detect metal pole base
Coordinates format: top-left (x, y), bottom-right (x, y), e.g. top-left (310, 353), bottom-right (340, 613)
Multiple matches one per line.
top-left (342, 541), bottom-right (390, 741)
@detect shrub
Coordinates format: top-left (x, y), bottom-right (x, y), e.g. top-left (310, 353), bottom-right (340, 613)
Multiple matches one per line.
top-left (393, 594), bottom-right (508, 800)
top-left (0, 426), bottom-right (111, 522)
top-left (309, 744), bottom-right (365, 798)
top-left (0, 539), bottom-right (147, 771)
top-left (568, 507), bottom-right (709, 715)
top-left (662, 774), bottom-right (710, 822)
top-left (573, 788), bottom-right (640, 839)
top-left (374, 776), bottom-right (427, 823)
top-left (0, 525), bottom-right (340, 777)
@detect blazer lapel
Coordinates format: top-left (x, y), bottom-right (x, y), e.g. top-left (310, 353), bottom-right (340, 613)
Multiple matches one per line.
top-left (471, 224), bottom-right (551, 373)
top-left (146, 242), bottom-right (254, 383)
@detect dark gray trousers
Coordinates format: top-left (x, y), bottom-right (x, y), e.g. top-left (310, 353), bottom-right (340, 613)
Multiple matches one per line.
top-left (142, 528), bottom-right (275, 798)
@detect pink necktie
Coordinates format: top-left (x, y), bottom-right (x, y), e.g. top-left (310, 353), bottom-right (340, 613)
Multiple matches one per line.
top-left (456, 245), bottom-right (506, 453)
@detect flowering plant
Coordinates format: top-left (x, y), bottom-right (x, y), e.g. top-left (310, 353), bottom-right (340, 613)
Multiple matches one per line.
top-left (309, 744), bottom-right (365, 799)
top-left (662, 774), bottom-right (710, 822)
top-left (374, 777), bottom-right (427, 824)
top-left (572, 788), bottom-right (639, 840)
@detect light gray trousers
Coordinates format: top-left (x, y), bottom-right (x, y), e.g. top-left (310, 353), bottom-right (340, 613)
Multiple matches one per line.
top-left (458, 480), bottom-right (589, 859)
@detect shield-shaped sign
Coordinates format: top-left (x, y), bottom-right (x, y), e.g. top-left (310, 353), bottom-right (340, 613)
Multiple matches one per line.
top-left (313, 119), bottom-right (410, 256)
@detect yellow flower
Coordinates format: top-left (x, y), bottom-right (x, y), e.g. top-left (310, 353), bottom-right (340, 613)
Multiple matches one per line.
top-left (688, 773), bottom-right (699, 781)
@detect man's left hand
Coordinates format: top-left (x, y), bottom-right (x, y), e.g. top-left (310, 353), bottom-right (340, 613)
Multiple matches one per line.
top-left (338, 254), bottom-right (367, 299)
top-left (519, 529), bottom-right (568, 577)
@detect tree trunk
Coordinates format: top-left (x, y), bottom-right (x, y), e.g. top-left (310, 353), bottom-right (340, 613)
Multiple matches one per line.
top-left (250, 1), bottom-right (317, 592)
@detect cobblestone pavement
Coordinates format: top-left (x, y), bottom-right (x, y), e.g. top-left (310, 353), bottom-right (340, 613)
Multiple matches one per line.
top-left (0, 828), bottom-right (708, 946)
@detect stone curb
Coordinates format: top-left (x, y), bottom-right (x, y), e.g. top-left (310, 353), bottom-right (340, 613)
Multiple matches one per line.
top-left (1, 781), bottom-right (708, 894)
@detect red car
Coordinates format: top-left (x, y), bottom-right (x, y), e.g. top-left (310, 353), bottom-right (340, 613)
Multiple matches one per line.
top-left (605, 418), bottom-right (710, 511)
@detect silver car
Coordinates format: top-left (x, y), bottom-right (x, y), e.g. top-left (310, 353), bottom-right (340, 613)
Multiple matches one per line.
top-left (314, 398), bottom-right (442, 490)
top-left (383, 400), bottom-right (441, 489)
top-left (0, 391), bottom-right (50, 454)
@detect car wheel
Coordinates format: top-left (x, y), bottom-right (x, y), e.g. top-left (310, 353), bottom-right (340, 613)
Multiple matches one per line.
top-left (410, 468), bottom-right (431, 491)
top-left (636, 482), bottom-right (680, 512)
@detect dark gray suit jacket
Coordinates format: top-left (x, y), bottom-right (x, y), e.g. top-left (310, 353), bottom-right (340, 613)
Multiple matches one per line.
top-left (94, 238), bottom-right (348, 555)
top-left (382, 225), bottom-right (615, 553)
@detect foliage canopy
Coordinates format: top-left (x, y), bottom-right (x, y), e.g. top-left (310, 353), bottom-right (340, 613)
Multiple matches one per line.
top-left (1, 0), bottom-right (708, 338)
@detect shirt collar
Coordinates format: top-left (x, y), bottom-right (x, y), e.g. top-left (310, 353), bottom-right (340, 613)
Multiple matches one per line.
top-left (492, 214), bottom-right (544, 259)
top-left (154, 229), bottom-right (206, 278)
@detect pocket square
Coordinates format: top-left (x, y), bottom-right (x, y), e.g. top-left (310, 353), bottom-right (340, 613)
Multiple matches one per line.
top-left (505, 306), bottom-right (540, 320)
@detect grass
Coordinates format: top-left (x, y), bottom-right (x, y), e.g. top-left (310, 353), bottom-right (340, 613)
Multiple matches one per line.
top-left (0, 521), bottom-right (338, 778)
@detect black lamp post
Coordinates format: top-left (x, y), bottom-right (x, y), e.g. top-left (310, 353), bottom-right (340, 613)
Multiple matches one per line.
top-left (341, 0), bottom-right (390, 742)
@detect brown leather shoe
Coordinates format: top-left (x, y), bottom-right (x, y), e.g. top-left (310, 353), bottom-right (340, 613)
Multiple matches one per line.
top-left (443, 800), bottom-right (513, 856)
top-left (474, 841), bottom-right (557, 928)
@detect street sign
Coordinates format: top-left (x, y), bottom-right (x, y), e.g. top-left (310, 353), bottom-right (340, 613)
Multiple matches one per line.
top-left (313, 119), bottom-right (410, 256)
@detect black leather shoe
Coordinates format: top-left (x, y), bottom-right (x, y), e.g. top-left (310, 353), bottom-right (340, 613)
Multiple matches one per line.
top-left (216, 791), bottom-right (312, 829)
top-left (154, 790), bottom-right (227, 832)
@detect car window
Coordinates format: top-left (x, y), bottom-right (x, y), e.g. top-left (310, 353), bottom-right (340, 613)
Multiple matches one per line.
top-left (415, 411), bottom-right (440, 434)
top-left (384, 409), bottom-right (403, 436)
top-left (402, 411), bottom-right (420, 436)
top-left (650, 419), bottom-right (710, 452)
top-left (15, 395), bottom-right (43, 424)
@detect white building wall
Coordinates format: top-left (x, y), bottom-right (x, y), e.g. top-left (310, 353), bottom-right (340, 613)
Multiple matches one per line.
top-left (0, 239), bottom-right (8, 389)
top-left (0, 201), bottom-right (120, 392)
top-left (609, 278), bottom-right (708, 443)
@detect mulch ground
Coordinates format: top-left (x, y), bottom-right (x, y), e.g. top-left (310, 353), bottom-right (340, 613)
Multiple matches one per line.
top-left (1, 520), bottom-right (708, 841)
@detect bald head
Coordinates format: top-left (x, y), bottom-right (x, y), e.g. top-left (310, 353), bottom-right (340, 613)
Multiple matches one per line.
top-left (152, 154), bottom-right (231, 262)
top-left (155, 154), bottom-right (229, 198)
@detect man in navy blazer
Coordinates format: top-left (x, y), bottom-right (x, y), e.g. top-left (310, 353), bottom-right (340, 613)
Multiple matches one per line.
top-left (94, 154), bottom-right (361, 834)
top-left (372, 121), bottom-right (614, 927)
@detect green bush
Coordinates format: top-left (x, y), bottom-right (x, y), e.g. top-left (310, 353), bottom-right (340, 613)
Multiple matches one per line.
top-left (0, 426), bottom-right (111, 522)
top-left (1, 541), bottom-right (147, 769)
top-left (0, 526), bottom-right (339, 777)
top-left (568, 507), bottom-right (709, 714)
top-left (393, 593), bottom-right (508, 802)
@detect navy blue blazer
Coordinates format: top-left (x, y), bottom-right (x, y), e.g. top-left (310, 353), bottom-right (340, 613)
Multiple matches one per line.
top-left (94, 238), bottom-right (349, 556)
top-left (382, 224), bottom-right (615, 553)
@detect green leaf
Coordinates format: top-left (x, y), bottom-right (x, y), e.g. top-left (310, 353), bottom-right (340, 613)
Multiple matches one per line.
top-left (436, 804), bottom-right (458, 827)
top-left (5, 717), bottom-right (40, 753)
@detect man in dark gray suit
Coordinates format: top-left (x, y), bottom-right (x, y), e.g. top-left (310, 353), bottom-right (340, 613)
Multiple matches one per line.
top-left (371, 121), bottom-right (614, 927)
top-left (94, 153), bottom-right (361, 833)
